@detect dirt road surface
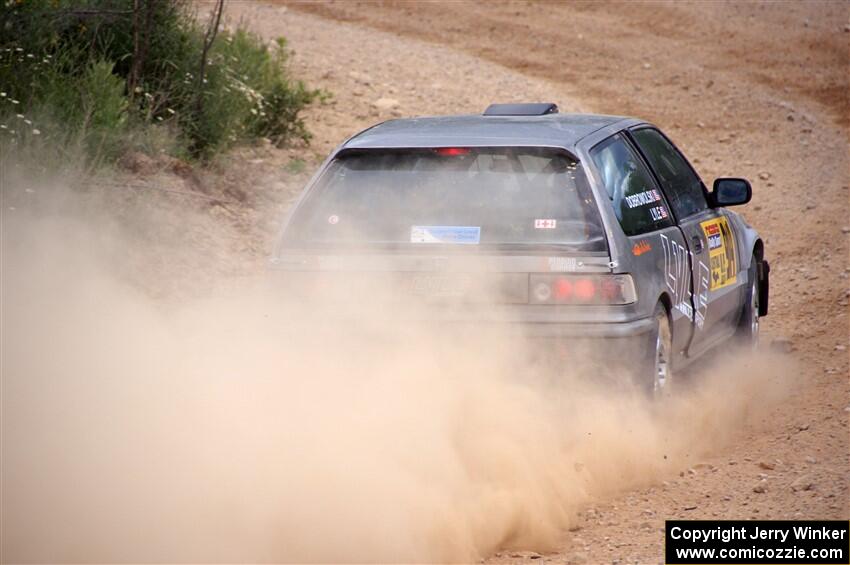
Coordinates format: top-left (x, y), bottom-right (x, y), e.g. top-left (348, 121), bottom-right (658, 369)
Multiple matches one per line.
top-left (224, 1), bottom-right (850, 561)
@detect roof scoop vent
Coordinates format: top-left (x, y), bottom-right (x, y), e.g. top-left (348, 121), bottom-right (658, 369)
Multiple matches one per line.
top-left (483, 103), bottom-right (559, 116)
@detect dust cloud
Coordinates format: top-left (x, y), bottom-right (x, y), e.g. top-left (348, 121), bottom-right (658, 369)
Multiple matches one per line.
top-left (1, 179), bottom-right (792, 563)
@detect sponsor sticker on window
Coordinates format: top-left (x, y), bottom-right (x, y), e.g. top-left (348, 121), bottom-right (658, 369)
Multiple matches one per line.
top-left (410, 226), bottom-right (481, 244)
top-left (624, 188), bottom-right (662, 209)
top-left (534, 219), bottom-right (557, 229)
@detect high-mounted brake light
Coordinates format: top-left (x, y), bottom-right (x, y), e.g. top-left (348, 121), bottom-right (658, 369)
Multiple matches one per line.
top-left (529, 274), bottom-right (637, 305)
top-left (434, 147), bottom-right (471, 157)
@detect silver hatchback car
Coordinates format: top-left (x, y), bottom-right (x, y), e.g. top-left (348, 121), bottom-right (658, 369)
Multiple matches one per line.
top-left (272, 103), bottom-right (769, 394)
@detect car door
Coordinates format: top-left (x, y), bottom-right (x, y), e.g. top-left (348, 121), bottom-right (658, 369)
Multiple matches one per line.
top-left (588, 132), bottom-right (695, 359)
top-left (629, 127), bottom-right (742, 355)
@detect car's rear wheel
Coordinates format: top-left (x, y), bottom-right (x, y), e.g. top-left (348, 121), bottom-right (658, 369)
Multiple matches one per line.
top-left (735, 256), bottom-right (760, 349)
top-left (641, 303), bottom-right (673, 399)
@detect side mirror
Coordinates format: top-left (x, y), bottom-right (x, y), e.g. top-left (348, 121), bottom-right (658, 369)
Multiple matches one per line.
top-left (712, 177), bottom-right (752, 207)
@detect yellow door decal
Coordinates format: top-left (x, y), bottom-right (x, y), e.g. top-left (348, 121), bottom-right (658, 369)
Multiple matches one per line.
top-left (700, 217), bottom-right (737, 290)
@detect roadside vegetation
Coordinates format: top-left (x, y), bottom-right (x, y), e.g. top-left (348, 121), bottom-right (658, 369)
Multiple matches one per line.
top-left (0, 0), bottom-right (323, 167)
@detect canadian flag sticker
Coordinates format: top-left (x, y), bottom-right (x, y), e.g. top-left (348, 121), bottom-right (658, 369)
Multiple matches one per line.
top-left (534, 219), bottom-right (557, 229)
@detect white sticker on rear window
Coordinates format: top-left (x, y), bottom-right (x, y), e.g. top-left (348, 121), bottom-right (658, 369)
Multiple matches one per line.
top-left (534, 219), bottom-right (557, 229)
top-left (411, 226), bottom-right (481, 244)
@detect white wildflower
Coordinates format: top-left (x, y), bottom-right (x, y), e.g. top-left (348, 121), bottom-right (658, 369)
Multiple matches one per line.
top-left (0, 92), bottom-right (6, 97)
top-left (11, 99), bottom-right (19, 104)
top-left (32, 128), bottom-right (41, 135)
top-left (23, 119), bottom-right (31, 125)
top-left (166, 108), bottom-right (175, 115)
top-left (15, 113), bottom-right (23, 119)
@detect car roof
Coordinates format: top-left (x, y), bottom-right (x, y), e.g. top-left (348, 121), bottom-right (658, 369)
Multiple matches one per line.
top-left (342, 113), bottom-right (634, 152)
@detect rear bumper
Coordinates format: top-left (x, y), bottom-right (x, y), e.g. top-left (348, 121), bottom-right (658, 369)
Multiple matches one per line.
top-left (480, 318), bottom-right (657, 375)
top-left (513, 317), bottom-right (655, 339)
top-left (441, 316), bottom-right (656, 365)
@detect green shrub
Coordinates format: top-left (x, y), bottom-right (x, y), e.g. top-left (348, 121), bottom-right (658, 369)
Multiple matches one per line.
top-left (80, 60), bottom-right (130, 162)
top-left (181, 30), bottom-right (321, 159)
top-left (0, 0), bottom-right (322, 164)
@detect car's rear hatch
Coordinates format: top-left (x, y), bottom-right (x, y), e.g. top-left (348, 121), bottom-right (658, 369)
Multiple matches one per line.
top-left (273, 147), bottom-right (631, 322)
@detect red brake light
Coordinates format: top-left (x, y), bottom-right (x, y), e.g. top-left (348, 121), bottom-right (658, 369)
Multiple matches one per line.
top-left (528, 274), bottom-right (637, 305)
top-left (573, 279), bottom-right (596, 301)
top-left (600, 278), bottom-right (620, 300)
top-left (553, 278), bottom-right (573, 300)
top-left (435, 147), bottom-right (471, 157)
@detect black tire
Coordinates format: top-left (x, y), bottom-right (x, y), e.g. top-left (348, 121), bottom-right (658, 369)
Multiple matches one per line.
top-left (735, 256), bottom-right (760, 349)
top-left (640, 303), bottom-right (673, 399)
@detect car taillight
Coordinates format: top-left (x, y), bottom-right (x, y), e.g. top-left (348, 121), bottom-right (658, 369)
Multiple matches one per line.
top-left (528, 274), bottom-right (637, 305)
top-left (434, 147), bottom-right (471, 157)
top-left (553, 278), bottom-right (573, 300)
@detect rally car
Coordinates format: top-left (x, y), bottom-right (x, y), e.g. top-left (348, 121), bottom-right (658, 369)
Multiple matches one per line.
top-left (272, 103), bottom-right (769, 395)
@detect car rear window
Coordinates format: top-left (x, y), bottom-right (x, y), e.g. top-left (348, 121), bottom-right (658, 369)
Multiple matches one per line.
top-left (281, 148), bottom-right (606, 251)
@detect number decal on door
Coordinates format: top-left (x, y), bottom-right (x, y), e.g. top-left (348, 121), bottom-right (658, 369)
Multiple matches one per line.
top-left (660, 233), bottom-right (694, 321)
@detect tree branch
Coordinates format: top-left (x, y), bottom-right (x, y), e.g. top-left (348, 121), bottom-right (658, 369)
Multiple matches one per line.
top-left (194, 0), bottom-right (225, 120)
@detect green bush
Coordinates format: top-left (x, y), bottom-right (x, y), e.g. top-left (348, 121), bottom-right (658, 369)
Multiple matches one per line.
top-left (0, 0), bottom-right (322, 164)
top-left (181, 31), bottom-right (321, 158)
top-left (80, 60), bottom-right (129, 161)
